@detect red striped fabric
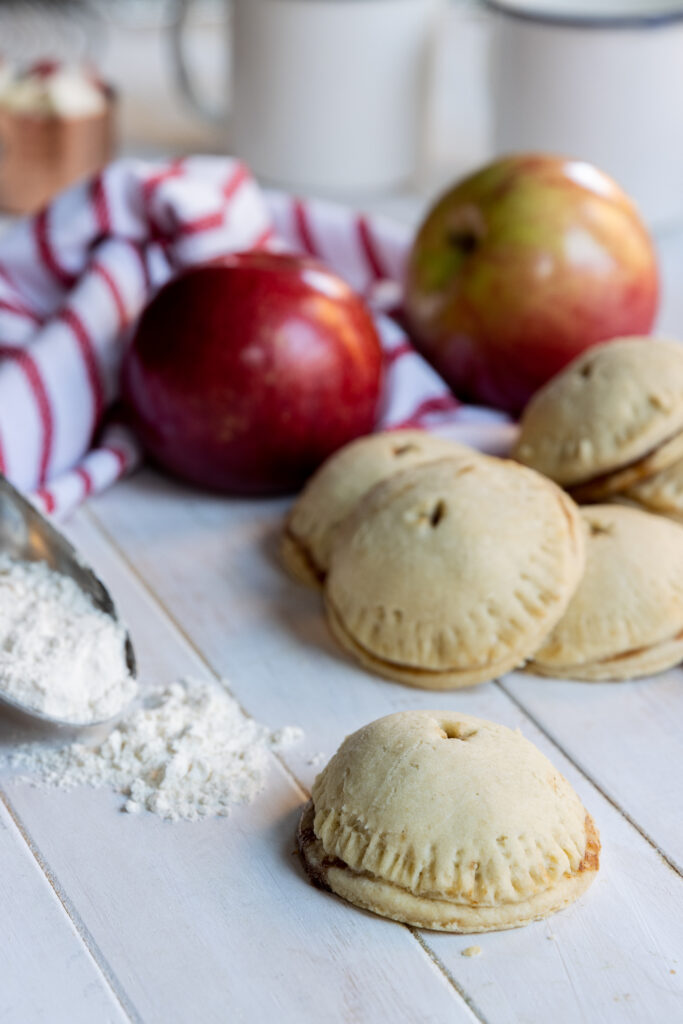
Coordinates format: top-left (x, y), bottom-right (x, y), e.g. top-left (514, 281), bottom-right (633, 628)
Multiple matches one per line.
top-left (253, 226), bottom-right (275, 250)
top-left (57, 307), bottom-right (105, 428)
top-left (293, 199), bottom-right (318, 256)
top-left (34, 487), bottom-right (56, 514)
top-left (178, 211), bottom-right (225, 236)
top-left (357, 215), bottom-right (386, 281)
top-left (107, 445), bottom-right (130, 474)
top-left (0, 347), bottom-right (54, 483)
top-left (0, 263), bottom-right (18, 289)
top-left (0, 297), bottom-right (43, 324)
top-left (0, 157), bottom-right (501, 519)
top-left (223, 162), bottom-right (249, 201)
top-left (91, 261), bottom-right (128, 332)
top-left (143, 158), bottom-right (185, 201)
top-left (394, 394), bottom-right (461, 430)
top-left (74, 465), bottom-right (94, 497)
top-left (91, 174), bottom-right (111, 236)
top-left (384, 341), bottom-right (414, 366)
top-left (128, 241), bottom-right (152, 293)
top-left (142, 159), bottom-right (187, 243)
top-left (35, 209), bottom-right (78, 289)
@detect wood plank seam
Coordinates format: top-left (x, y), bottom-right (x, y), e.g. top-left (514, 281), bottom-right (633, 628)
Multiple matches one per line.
top-left (83, 505), bottom-right (489, 1023)
top-left (71, 497), bottom-right (683, 1021)
top-left (0, 786), bottom-right (143, 1024)
top-left (411, 931), bottom-right (491, 1024)
top-left (496, 681), bottom-right (683, 881)
top-left (85, 500), bottom-right (663, 873)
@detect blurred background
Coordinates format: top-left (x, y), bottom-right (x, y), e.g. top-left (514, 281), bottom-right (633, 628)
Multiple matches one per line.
top-left (1, 0), bottom-right (683, 227)
top-left (0, 0), bottom-right (508, 221)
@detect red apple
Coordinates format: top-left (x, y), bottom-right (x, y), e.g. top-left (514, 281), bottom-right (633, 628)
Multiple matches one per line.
top-left (122, 251), bottom-right (384, 495)
top-left (404, 154), bottom-right (659, 414)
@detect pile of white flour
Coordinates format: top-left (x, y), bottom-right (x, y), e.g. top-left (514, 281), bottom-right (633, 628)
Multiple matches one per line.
top-left (0, 555), bottom-right (136, 724)
top-left (11, 678), bottom-right (303, 822)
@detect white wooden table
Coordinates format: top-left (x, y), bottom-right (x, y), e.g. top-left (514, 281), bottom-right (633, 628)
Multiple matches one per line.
top-left (2, 203), bottom-right (683, 1024)
top-left (0, 466), bottom-right (681, 1024)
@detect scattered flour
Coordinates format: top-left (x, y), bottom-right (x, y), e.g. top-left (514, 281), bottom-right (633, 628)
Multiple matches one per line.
top-left (10, 678), bottom-right (304, 822)
top-left (0, 556), bottom-right (136, 724)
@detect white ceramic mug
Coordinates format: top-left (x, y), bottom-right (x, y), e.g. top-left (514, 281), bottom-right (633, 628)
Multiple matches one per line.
top-left (486, 0), bottom-right (683, 228)
top-left (171, 0), bottom-right (442, 195)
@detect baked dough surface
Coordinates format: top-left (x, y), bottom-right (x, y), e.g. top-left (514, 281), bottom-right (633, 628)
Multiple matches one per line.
top-left (325, 456), bottom-right (584, 685)
top-left (531, 504), bottom-right (683, 679)
top-left (298, 711), bottom-right (600, 932)
top-left (515, 338), bottom-right (683, 487)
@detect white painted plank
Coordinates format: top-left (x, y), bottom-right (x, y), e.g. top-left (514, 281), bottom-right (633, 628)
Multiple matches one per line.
top-left (5, 767), bottom-right (468, 1024)
top-left (78, 473), bottom-right (683, 1023)
top-left (0, 797), bottom-right (127, 1024)
top-left (425, 713), bottom-right (683, 1024)
top-left (501, 671), bottom-right (683, 872)
top-left (0, 510), bottom-right (474, 1024)
top-left (88, 472), bottom-right (683, 869)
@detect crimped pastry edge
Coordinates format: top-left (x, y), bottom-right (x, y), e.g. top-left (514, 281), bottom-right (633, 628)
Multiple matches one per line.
top-left (569, 428), bottom-right (683, 503)
top-left (324, 484), bottom-right (585, 690)
top-left (323, 464), bottom-right (585, 686)
top-left (514, 339), bottom-right (683, 487)
top-left (528, 630), bottom-right (683, 681)
top-left (324, 595), bottom-right (529, 689)
top-left (297, 800), bottom-right (600, 933)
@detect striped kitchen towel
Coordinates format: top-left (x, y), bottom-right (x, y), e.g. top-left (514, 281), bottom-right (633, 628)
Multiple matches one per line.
top-left (0, 155), bottom-right (510, 519)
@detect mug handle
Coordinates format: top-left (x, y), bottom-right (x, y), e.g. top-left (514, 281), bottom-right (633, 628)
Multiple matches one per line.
top-left (168, 0), bottom-right (228, 125)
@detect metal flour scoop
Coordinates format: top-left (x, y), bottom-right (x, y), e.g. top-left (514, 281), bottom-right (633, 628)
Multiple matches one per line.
top-left (0, 473), bottom-right (136, 729)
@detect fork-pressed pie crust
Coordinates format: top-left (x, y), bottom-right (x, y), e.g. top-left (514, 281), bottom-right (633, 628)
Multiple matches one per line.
top-left (514, 338), bottom-right (683, 490)
top-left (298, 711), bottom-right (600, 932)
top-left (568, 429), bottom-right (683, 503)
top-left (324, 455), bottom-right (585, 689)
top-left (530, 504), bottom-right (683, 680)
top-left (282, 430), bottom-right (472, 587)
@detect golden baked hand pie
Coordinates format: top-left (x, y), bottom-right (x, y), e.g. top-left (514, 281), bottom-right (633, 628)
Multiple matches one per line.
top-left (514, 338), bottom-right (683, 498)
top-left (324, 455), bottom-right (584, 689)
top-left (530, 504), bottom-right (683, 680)
top-left (282, 430), bottom-right (473, 587)
top-left (298, 710), bottom-right (600, 932)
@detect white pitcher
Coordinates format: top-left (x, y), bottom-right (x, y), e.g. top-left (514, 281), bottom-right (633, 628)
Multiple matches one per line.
top-left (486, 0), bottom-right (683, 228)
top-left (170, 0), bottom-right (443, 195)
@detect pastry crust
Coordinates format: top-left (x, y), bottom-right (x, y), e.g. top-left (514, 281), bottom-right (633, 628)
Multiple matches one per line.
top-left (530, 504), bottom-right (683, 679)
top-left (569, 429), bottom-right (683, 503)
top-left (298, 803), bottom-right (599, 932)
top-left (297, 711), bottom-right (600, 932)
top-left (282, 431), bottom-right (472, 586)
top-left (324, 455), bottom-right (584, 688)
top-left (623, 453), bottom-right (683, 519)
top-left (514, 338), bottom-right (683, 487)
top-left (325, 596), bottom-right (529, 690)
top-left (280, 529), bottom-right (324, 589)
top-left (529, 631), bottom-right (683, 681)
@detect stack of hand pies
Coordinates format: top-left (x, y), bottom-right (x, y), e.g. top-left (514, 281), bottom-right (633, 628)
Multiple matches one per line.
top-left (287, 337), bottom-right (683, 933)
top-left (284, 341), bottom-right (683, 688)
top-left (514, 336), bottom-right (683, 514)
top-left (514, 336), bottom-right (683, 680)
top-left (284, 431), bottom-right (587, 688)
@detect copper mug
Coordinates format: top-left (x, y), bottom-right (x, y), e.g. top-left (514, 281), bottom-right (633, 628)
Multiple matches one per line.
top-left (0, 86), bottom-right (116, 215)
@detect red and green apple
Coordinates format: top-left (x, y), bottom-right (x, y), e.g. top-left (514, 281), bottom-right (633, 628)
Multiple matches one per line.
top-left (404, 154), bottom-right (659, 414)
